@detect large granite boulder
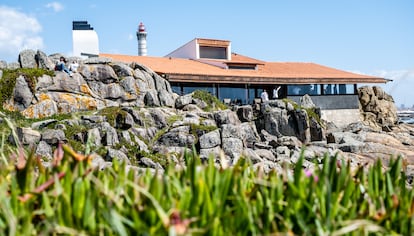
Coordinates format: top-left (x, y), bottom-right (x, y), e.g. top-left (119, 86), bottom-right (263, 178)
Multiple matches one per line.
top-left (358, 86), bottom-right (398, 131)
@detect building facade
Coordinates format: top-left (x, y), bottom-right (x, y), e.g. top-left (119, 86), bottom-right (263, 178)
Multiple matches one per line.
top-left (72, 21), bottom-right (99, 57)
top-left (101, 37), bottom-right (388, 126)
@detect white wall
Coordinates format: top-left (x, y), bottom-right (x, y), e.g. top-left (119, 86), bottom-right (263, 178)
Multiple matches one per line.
top-left (321, 109), bottom-right (361, 128)
top-left (165, 39), bottom-right (197, 59)
top-left (72, 30), bottom-right (99, 57)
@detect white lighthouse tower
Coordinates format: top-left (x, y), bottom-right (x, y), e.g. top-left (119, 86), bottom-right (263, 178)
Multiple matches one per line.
top-left (137, 22), bottom-right (147, 56)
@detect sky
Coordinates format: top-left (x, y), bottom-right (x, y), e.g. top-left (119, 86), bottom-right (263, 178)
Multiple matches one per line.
top-left (1, 0), bottom-right (413, 108)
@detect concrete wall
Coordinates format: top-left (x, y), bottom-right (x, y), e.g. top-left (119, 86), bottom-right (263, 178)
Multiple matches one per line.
top-left (321, 109), bottom-right (361, 128)
top-left (288, 95), bottom-right (359, 110)
top-left (288, 95), bottom-right (361, 127)
top-left (72, 30), bottom-right (99, 57)
top-left (165, 39), bottom-right (197, 59)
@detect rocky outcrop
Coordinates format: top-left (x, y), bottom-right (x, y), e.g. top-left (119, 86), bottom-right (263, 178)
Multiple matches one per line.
top-left (3, 50), bottom-right (175, 118)
top-left (2, 50), bottom-right (414, 183)
top-left (359, 86), bottom-right (398, 131)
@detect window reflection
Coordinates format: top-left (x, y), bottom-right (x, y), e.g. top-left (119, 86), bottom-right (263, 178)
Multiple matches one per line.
top-left (287, 84), bottom-right (320, 96)
top-left (323, 84), bottom-right (354, 94)
top-left (218, 85), bottom-right (246, 105)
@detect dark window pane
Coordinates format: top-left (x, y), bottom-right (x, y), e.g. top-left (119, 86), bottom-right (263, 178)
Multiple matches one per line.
top-left (199, 46), bottom-right (227, 59)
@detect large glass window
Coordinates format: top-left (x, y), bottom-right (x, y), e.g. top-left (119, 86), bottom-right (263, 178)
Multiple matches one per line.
top-left (287, 84), bottom-right (320, 96)
top-left (199, 46), bottom-right (227, 59)
top-left (218, 85), bottom-right (247, 105)
top-left (183, 85), bottom-right (215, 95)
top-left (323, 84), bottom-right (355, 95)
top-left (171, 84), bottom-right (182, 95)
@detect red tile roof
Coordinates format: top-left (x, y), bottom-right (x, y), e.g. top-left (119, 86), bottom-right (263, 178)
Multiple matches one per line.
top-left (100, 53), bottom-right (387, 84)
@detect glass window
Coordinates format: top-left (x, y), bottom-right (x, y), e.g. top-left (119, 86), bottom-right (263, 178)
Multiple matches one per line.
top-left (287, 84), bottom-right (320, 96)
top-left (171, 85), bottom-right (182, 95)
top-left (199, 46), bottom-right (227, 59)
top-left (323, 84), bottom-right (355, 95)
top-left (218, 85), bottom-right (247, 105)
top-left (183, 85), bottom-right (215, 95)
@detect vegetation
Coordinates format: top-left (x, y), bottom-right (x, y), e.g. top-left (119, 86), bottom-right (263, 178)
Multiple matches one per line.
top-left (0, 68), bottom-right (54, 105)
top-left (0, 116), bottom-right (413, 235)
top-left (192, 90), bottom-right (227, 111)
top-left (283, 98), bottom-right (324, 127)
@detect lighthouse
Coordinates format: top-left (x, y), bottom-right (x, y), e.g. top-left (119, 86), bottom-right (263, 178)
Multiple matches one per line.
top-left (136, 22), bottom-right (147, 56)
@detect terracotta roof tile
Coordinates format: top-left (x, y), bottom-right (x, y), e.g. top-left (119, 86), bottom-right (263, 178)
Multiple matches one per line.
top-left (100, 53), bottom-right (387, 84)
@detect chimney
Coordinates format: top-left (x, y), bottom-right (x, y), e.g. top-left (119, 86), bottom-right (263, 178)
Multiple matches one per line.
top-left (136, 22), bottom-right (147, 56)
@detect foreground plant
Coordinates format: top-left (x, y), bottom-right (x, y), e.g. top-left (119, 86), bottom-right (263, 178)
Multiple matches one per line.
top-left (0, 135), bottom-right (413, 235)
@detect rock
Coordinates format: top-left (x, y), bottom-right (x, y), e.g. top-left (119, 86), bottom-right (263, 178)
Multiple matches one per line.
top-left (84, 57), bottom-right (112, 64)
top-left (35, 74), bottom-right (54, 91)
top-left (240, 122), bottom-right (260, 148)
top-left (253, 161), bottom-right (283, 174)
top-left (242, 148), bottom-right (263, 164)
top-left (221, 124), bottom-right (242, 139)
top-left (111, 62), bottom-right (134, 77)
top-left (222, 137), bottom-right (243, 160)
top-left (139, 157), bottom-right (163, 170)
top-left (10, 127), bottom-right (41, 145)
top-left (13, 75), bottom-right (33, 110)
top-left (275, 146), bottom-right (290, 161)
top-left (22, 99), bottom-right (58, 118)
top-left (82, 115), bottom-right (107, 124)
top-left (175, 94), bottom-right (193, 109)
top-left (144, 91), bottom-right (160, 107)
top-left (254, 149), bottom-right (276, 162)
top-left (49, 73), bottom-right (83, 92)
top-left (277, 136), bottom-right (302, 149)
top-left (120, 76), bottom-right (138, 95)
top-left (35, 141), bottom-right (53, 161)
top-left (157, 131), bottom-right (196, 147)
top-left (115, 110), bottom-right (134, 130)
top-left (358, 86), bottom-right (398, 130)
top-left (87, 128), bottom-right (102, 147)
top-left (35, 50), bottom-right (55, 70)
top-left (300, 94), bottom-right (316, 109)
top-left (199, 129), bottom-right (221, 149)
top-left (310, 117), bottom-right (324, 141)
top-left (236, 105), bottom-right (254, 122)
top-left (104, 148), bottom-right (131, 164)
top-left (41, 129), bottom-right (66, 145)
top-left (200, 146), bottom-right (222, 160)
top-left (19, 49), bottom-right (37, 68)
top-left (293, 109), bottom-right (310, 143)
top-left (84, 64), bottom-right (118, 84)
top-left (158, 89), bottom-right (174, 107)
top-left (214, 109), bottom-right (241, 127)
top-left (31, 119), bottom-right (57, 130)
top-left (101, 122), bottom-right (119, 146)
top-left (149, 108), bottom-right (168, 129)
top-left (264, 107), bottom-right (296, 137)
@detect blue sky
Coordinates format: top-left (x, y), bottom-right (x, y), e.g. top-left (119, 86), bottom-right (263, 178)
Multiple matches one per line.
top-left (1, 0), bottom-right (413, 107)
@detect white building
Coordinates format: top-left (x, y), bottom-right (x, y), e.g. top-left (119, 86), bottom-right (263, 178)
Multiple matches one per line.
top-left (72, 21), bottom-right (99, 57)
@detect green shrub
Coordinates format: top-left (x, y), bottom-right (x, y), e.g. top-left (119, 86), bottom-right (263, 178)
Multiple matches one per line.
top-left (0, 68), bottom-right (54, 105)
top-left (192, 90), bottom-right (227, 111)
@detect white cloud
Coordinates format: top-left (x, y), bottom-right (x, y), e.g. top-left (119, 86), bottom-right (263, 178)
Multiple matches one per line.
top-left (0, 6), bottom-right (43, 62)
top-left (45, 2), bottom-right (64, 12)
